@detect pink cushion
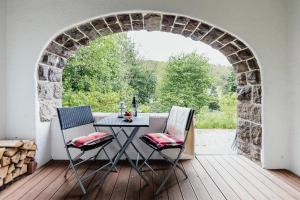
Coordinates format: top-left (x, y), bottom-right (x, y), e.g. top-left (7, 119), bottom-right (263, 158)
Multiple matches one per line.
top-left (143, 133), bottom-right (183, 148)
top-left (70, 132), bottom-right (112, 148)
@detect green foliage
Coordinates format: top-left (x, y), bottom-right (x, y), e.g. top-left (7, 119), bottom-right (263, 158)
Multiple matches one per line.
top-left (223, 69), bottom-right (236, 94)
top-left (158, 53), bottom-right (212, 112)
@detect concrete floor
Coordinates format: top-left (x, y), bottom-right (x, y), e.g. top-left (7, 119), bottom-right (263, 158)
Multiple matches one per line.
top-left (195, 129), bottom-right (237, 155)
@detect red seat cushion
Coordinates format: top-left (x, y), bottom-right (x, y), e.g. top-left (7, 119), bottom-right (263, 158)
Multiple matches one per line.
top-left (70, 132), bottom-right (113, 148)
top-left (142, 133), bottom-right (183, 149)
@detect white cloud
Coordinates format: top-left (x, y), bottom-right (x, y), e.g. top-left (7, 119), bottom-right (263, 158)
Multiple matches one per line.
top-left (127, 30), bottom-right (231, 66)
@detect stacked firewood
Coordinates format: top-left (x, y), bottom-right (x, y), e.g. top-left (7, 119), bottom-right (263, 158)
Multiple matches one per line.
top-left (0, 140), bottom-right (37, 187)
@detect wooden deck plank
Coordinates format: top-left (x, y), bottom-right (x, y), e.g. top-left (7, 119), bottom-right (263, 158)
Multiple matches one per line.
top-left (110, 164), bottom-right (131, 200)
top-left (191, 158), bottom-right (226, 200)
top-left (197, 156), bottom-right (240, 200)
top-left (239, 155), bottom-right (300, 196)
top-left (174, 163), bottom-right (197, 200)
top-left (232, 155), bottom-right (298, 199)
top-left (0, 160), bottom-right (53, 200)
top-left (125, 167), bottom-right (141, 200)
top-left (222, 156), bottom-right (281, 199)
top-left (181, 161), bottom-right (212, 200)
top-left (215, 155), bottom-right (268, 200)
top-left (140, 164), bottom-right (155, 200)
top-left (1, 156), bottom-right (300, 200)
top-left (19, 163), bottom-right (66, 200)
top-left (50, 163), bottom-right (90, 200)
top-left (205, 156), bottom-right (255, 199)
top-left (4, 161), bottom-right (60, 200)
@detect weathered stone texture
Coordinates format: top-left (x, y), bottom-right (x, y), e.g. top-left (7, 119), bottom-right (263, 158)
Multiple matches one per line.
top-left (64, 39), bottom-right (80, 51)
top-left (109, 23), bottom-right (122, 33)
top-left (105, 16), bottom-right (117, 24)
top-left (41, 52), bottom-right (58, 66)
top-left (144, 13), bottom-right (161, 31)
top-left (132, 21), bottom-right (143, 30)
top-left (201, 28), bottom-right (224, 44)
top-left (185, 19), bottom-right (199, 31)
top-left (54, 34), bottom-right (69, 45)
top-left (218, 34), bottom-right (235, 44)
top-left (247, 70), bottom-right (261, 85)
top-left (251, 124), bottom-right (262, 146)
top-left (237, 86), bottom-right (252, 102)
top-left (233, 61), bottom-right (249, 73)
top-left (117, 14), bottom-right (131, 25)
top-left (38, 65), bottom-right (49, 81)
top-left (172, 24), bottom-right (184, 34)
top-left (210, 41), bottom-right (223, 49)
top-left (247, 58), bottom-right (259, 70)
top-left (234, 40), bottom-right (247, 49)
top-left (130, 13), bottom-right (143, 21)
top-left (237, 73), bottom-right (247, 86)
top-left (78, 23), bottom-right (99, 40)
top-left (48, 67), bottom-right (62, 82)
top-left (227, 54), bottom-right (240, 64)
top-left (46, 42), bottom-right (71, 58)
top-left (38, 82), bottom-right (53, 100)
top-left (220, 43), bottom-right (239, 55)
top-left (175, 16), bottom-right (189, 25)
top-left (65, 28), bottom-right (84, 40)
top-left (91, 19), bottom-right (107, 30)
top-left (237, 48), bottom-right (254, 60)
top-left (162, 15), bottom-right (175, 26)
top-left (253, 86), bottom-right (262, 104)
top-left (53, 83), bottom-right (62, 99)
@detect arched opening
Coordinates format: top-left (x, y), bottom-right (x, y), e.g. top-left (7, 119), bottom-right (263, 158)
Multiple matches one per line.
top-left (36, 11), bottom-right (262, 161)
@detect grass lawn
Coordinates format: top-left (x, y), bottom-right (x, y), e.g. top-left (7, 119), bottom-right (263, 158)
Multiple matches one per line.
top-left (195, 111), bottom-right (237, 129)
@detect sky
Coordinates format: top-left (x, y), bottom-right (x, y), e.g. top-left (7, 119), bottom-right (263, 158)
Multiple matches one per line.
top-left (127, 30), bottom-right (230, 66)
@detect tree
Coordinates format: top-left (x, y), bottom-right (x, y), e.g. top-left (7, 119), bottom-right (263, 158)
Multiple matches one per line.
top-left (223, 69), bottom-right (236, 94)
top-left (158, 53), bottom-right (212, 112)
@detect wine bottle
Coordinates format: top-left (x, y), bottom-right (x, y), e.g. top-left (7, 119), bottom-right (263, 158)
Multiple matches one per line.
top-left (132, 95), bottom-right (137, 117)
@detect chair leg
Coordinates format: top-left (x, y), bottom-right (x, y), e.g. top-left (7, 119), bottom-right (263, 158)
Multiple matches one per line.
top-left (103, 148), bottom-right (118, 172)
top-left (155, 150), bottom-right (184, 195)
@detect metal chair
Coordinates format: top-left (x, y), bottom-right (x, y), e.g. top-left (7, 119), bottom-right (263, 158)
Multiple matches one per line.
top-left (57, 106), bottom-right (115, 194)
top-left (139, 106), bottom-right (195, 195)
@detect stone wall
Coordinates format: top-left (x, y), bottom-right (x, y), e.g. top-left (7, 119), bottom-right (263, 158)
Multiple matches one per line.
top-left (36, 11), bottom-right (262, 161)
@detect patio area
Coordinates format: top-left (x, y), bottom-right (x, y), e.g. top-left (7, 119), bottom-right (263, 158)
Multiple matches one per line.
top-left (1, 155), bottom-right (300, 200)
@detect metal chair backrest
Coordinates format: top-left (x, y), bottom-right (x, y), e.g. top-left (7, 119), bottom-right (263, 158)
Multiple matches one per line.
top-left (165, 106), bottom-right (195, 141)
top-left (57, 106), bottom-right (94, 131)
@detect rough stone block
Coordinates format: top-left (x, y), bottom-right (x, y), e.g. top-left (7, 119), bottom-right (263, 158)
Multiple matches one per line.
top-left (236, 73), bottom-right (247, 86)
top-left (171, 24), bottom-right (184, 34)
top-left (130, 13), bottom-right (143, 21)
top-left (65, 28), bottom-right (84, 40)
top-left (253, 86), bottom-right (262, 104)
top-left (175, 16), bottom-right (189, 25)
top-left (233, 61), bottom-right (249, 73)
top-left (250, 145), bottom-right (261, 161)
top-left (121, 24), bottom-right (132, 31)
top-left (237, 119), bottom-right (251, 140)
top-left (46, 42), bottom-right (71, 58)
top-left (247, 58), bottom-right (259, 70)
top-left (39, 100), bottom-right (56, 122)
top-left (182, 30), bottom-right (192, 37)
top-left (54, 34), bottom-right (69, 45)
top-left (105, 16), bottom-right (117, 24)
top-left (98, 28), bottom-right (112, 36)
top-left (250, 124), bottom-right (262, 146)
top-left (64, 39), bottom-right (80, 51)
top-left (237, 86), bottom-right (252, 102)
top-left (56, 57), bottom-right (66, 69)
top-left (91, 18), bottom-right (107, 30)
top-left (201, 28), bottom-right (224, 44)
top-left (53, 83), bottom-right (62, 99)
top-left (185, 19), bottom-right (199, 31)
top-left (250, 105), bottom-right (261, 124)
top-left (162, 15), bottom-right (175, 26)
top-left (78, 23), bottom-right (99, 40)
top-left (132, 21), bottom-right (143, 30)
top-left (38, 82), bottom-right (53, 100)
top-left (78, 37), bottom-right (90, 46)
top-left (161, 26), bottom-right (172, 32)
top-left (237, 48), bottom-right (254, 60)
top-left (48, 67), bottom-right (62, 82)
top-left (227, 54), bottom-right (240, 64)
top-left (247, 70), bottom-right (261, 85)
top-left (144, 13), bottom-right (161, 31)
top-left (218, 33), bottom-right (235, 44)
top-left (117, 14), bottom-right (131, 25)
top-left (238, 103), bottom-right (251, 120)
top-left (220, 43), bottom-right (239, 56)
top-left (210, 41), bottom-right (223, 49)
top-left (234, 40), bottom-right (247, 49)
top-left (108, 23), bottom-right (122, 33)
top-left (191, 23), bottom-right (211, 40)
top-left (41, 52), bottom-right (58, 66)
top-left (38, 65), bottom-right (49, 81)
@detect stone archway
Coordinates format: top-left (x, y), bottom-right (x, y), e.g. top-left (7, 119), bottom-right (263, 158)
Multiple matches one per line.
top-left (36, 11), bottom-right (262, 161)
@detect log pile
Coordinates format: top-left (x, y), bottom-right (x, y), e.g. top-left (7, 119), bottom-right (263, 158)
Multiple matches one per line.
top-left (0, 140), bottom-right (36, 187)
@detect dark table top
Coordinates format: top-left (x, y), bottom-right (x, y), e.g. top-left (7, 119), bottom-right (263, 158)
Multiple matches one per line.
top-left (94, 115), bottom-right (150, 127)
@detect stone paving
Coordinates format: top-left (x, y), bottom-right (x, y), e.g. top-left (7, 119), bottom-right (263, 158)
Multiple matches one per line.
top-left (195, 129), bottom-right (237, 155)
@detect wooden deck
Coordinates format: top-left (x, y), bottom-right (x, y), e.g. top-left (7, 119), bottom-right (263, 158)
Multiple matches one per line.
top-left (0, 155), bottom-right (300, 200)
